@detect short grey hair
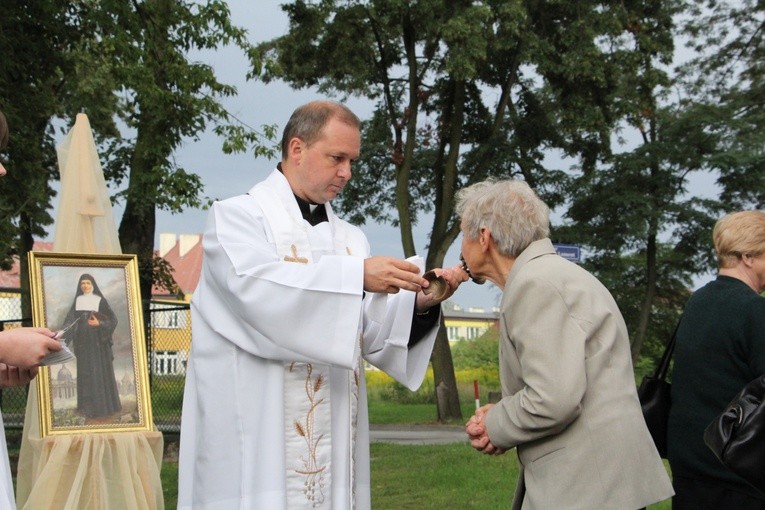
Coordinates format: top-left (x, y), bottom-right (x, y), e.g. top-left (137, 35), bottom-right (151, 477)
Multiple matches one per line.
top-left (455, 179), bottom-right (550, 258)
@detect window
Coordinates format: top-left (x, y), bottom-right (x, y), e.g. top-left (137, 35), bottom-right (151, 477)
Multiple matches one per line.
top-left (151, 307), bottom-right (187, 329)
top-left (153, 350), bottom-right (187, 376)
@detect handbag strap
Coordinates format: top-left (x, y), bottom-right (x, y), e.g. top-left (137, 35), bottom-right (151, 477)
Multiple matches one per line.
top-left (654, 316), bottom-right (683, 381)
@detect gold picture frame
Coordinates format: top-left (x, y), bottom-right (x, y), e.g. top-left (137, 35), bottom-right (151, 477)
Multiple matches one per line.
top-left (28, 252), bottom-right (153, 436)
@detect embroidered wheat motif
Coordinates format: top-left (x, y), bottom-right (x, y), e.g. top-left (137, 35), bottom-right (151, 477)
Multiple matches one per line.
top-left (293, 363), bottom-right (328, 507)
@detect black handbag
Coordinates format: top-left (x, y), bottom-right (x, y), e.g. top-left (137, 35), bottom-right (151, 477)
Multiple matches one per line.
top-left (637, 319), bottom-right (681, 458)
top-left (704, 374), bottom-right (765, 494)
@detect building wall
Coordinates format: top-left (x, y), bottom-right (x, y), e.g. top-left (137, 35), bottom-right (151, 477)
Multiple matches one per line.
top-left (444, 318), bottom-right (497, 343)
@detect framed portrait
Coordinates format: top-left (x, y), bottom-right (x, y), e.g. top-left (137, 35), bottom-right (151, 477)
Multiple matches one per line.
top-left (28, 252), bottom-right (153, 436)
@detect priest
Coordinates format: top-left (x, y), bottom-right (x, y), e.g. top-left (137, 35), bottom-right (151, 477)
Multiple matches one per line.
top-left (177, 100), bottom-right (467, 509)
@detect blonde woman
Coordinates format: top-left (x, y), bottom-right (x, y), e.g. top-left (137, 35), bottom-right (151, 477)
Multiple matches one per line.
top-left (668, 210), bottom-right (765, 509)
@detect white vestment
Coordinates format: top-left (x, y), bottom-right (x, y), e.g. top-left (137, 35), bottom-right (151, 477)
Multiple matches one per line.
top-left (177, 169), bottom-right (438, 509)
top-left (0, 411), bottom-right (14, 509)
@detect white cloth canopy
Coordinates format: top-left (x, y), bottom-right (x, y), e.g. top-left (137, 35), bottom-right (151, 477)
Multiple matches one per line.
top-left (16, 113), bottom-right (163, 510)
top-left (53, 113), bottom-right (121, 254)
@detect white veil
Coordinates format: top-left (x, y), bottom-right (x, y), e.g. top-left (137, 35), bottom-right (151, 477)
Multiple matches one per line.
top-left (52, 113), bottom-right (121, 253)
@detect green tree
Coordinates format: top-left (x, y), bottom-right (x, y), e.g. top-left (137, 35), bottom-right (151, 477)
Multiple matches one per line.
top-left (679, 0), bottom-right (765, 210)
top-left (0, 0), bottom-right (95, 316)
top-left (1, 0), bottom-right (277, 305)
top-left (552, 0), bottom-right (731, 361)
top-left (85, 0), bottom-right (277, 299)
top-left (257, 0), bottom-right (675, 420)
top-left (561, 101), bottom-right (723, 361)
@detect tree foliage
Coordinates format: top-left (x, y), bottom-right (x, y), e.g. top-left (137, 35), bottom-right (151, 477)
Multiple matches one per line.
top-left (1, 0), bottom-right (276, 303)
top-left (82, 0), bottom-right (264, 298)
top-left (679, 0), bottom-right (765, 210)
top-left (0, 1), bottom-right (97, 316)
top-left (256, 0), bottom-right (681, 420)
top-left (451, 327), bottom-right (499, 370)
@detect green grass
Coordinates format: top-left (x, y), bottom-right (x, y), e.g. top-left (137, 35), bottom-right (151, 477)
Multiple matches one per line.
top-left (160, 382), bottom-right (672, 508)
top-left (368, 400), bottom-right (477, 425)
top-left (161, 458), bottom-right (178, 509)
top-left (158, 443), bottom-right (519, 509)
top-left (159, 441), bottom-right (672, 509)
top-left (11, 366), bottom-right (675, 509)
top-left (371, 442), bottom-right (517, 508)
top-left (150, 375), bottom-right (185, 421)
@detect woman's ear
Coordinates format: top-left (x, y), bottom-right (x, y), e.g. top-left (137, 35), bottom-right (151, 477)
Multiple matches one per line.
top-left (479, 227), bottom-right (492, 252)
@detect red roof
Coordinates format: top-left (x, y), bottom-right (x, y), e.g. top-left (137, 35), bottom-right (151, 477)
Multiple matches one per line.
top-left (152, 234), bottom-right (203, 298)
top-left (0, 241), bottom-right (54, 288)
top-left (0, 237), bottom-right (202, 299)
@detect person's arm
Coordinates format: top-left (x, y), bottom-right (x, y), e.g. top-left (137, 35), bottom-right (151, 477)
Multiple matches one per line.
top-left (407, 264), bottom-right (467, 347)
top-left (362, 263), bottom-right (468, 387)
top-left (746, 295), bottom-right (765, 375)
top-left (94, 298), bottom-right (119, 342)
top-left (483, 277), bottom-right (586, 450)
top-left (408, 306), bottom-right (439, 347)
top-left (195, 199), bottom-right (368, 367)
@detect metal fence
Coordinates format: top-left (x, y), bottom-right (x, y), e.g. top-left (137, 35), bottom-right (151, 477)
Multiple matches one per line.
top-left (0, 289), bottom-right (188, 433)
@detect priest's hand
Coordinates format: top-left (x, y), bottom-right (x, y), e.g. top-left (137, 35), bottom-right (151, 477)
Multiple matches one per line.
top-left (415, 263), bottom-right (469, 312)
top-left (363, 256), bottom-right (429, 294)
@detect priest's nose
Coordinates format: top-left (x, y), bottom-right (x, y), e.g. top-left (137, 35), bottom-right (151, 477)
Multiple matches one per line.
top-left (337, 161), bottom-right (352, 180)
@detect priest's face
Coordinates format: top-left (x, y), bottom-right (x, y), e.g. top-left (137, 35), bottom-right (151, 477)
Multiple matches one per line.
top-left (291, 117), bottom-right (360, 204)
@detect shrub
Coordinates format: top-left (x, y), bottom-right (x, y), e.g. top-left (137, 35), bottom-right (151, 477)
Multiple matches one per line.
top-left (451, 329), bottom-right (499, 369)
top-left (366, 368), bottom-right (435, 404)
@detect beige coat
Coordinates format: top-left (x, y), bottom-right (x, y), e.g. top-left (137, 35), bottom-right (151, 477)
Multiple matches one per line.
top-left (485, 239), bottom-right (673, 510)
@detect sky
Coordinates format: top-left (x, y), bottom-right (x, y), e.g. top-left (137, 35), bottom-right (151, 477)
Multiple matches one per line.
top-left (47, 1), bottom-right (718, 310)
top-left (44, 1), bottom-right (504, 311)
top-left (168, 1), bottom-right (504, 310)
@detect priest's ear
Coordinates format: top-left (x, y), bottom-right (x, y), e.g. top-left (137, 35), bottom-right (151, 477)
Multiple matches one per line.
top-left (287, 136), bottom-right (306, 163)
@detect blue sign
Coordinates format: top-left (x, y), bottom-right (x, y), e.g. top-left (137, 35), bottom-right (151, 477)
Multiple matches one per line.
top-left (553, 243), bottom-right (581, 263)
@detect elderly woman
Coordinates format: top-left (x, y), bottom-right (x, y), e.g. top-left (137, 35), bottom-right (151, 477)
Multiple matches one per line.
top-left (668, 210), bottom-right (765, 509)
top-left (461, 179), bottom-right (673, 509)
top-left (0, 110), bottom-right (62, 508)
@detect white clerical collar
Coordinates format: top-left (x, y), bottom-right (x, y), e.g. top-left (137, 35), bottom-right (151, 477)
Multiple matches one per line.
top-left (76, 293), bottom-right (101, 311)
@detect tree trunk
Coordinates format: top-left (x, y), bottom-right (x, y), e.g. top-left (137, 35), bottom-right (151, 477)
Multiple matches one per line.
top-left (632, 231), bottom-right (658, 362)
top-left (18, 214), bottom-right (35, 323)
top-left (118, 131), bottom-right (159, 301)
top-left (431, 325), bottom-right (462, 422)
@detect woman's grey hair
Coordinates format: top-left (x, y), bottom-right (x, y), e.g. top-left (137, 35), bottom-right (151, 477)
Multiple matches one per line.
top-left (281, 100), bottom-right (361, 159)
top-left (455, 179), bottom-right (550, 258)
top-left (713, 210), bottom-right (765, 268)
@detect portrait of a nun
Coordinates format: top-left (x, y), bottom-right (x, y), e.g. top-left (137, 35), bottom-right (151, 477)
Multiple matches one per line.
top-left (61, 273), bottom-right (122, 419)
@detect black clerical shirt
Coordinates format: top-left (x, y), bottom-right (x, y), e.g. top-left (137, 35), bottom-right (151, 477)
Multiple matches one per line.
top-left (279, 163), bottom-right (439, 346)
top-left (293, 193), bottom-right (328, 226)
